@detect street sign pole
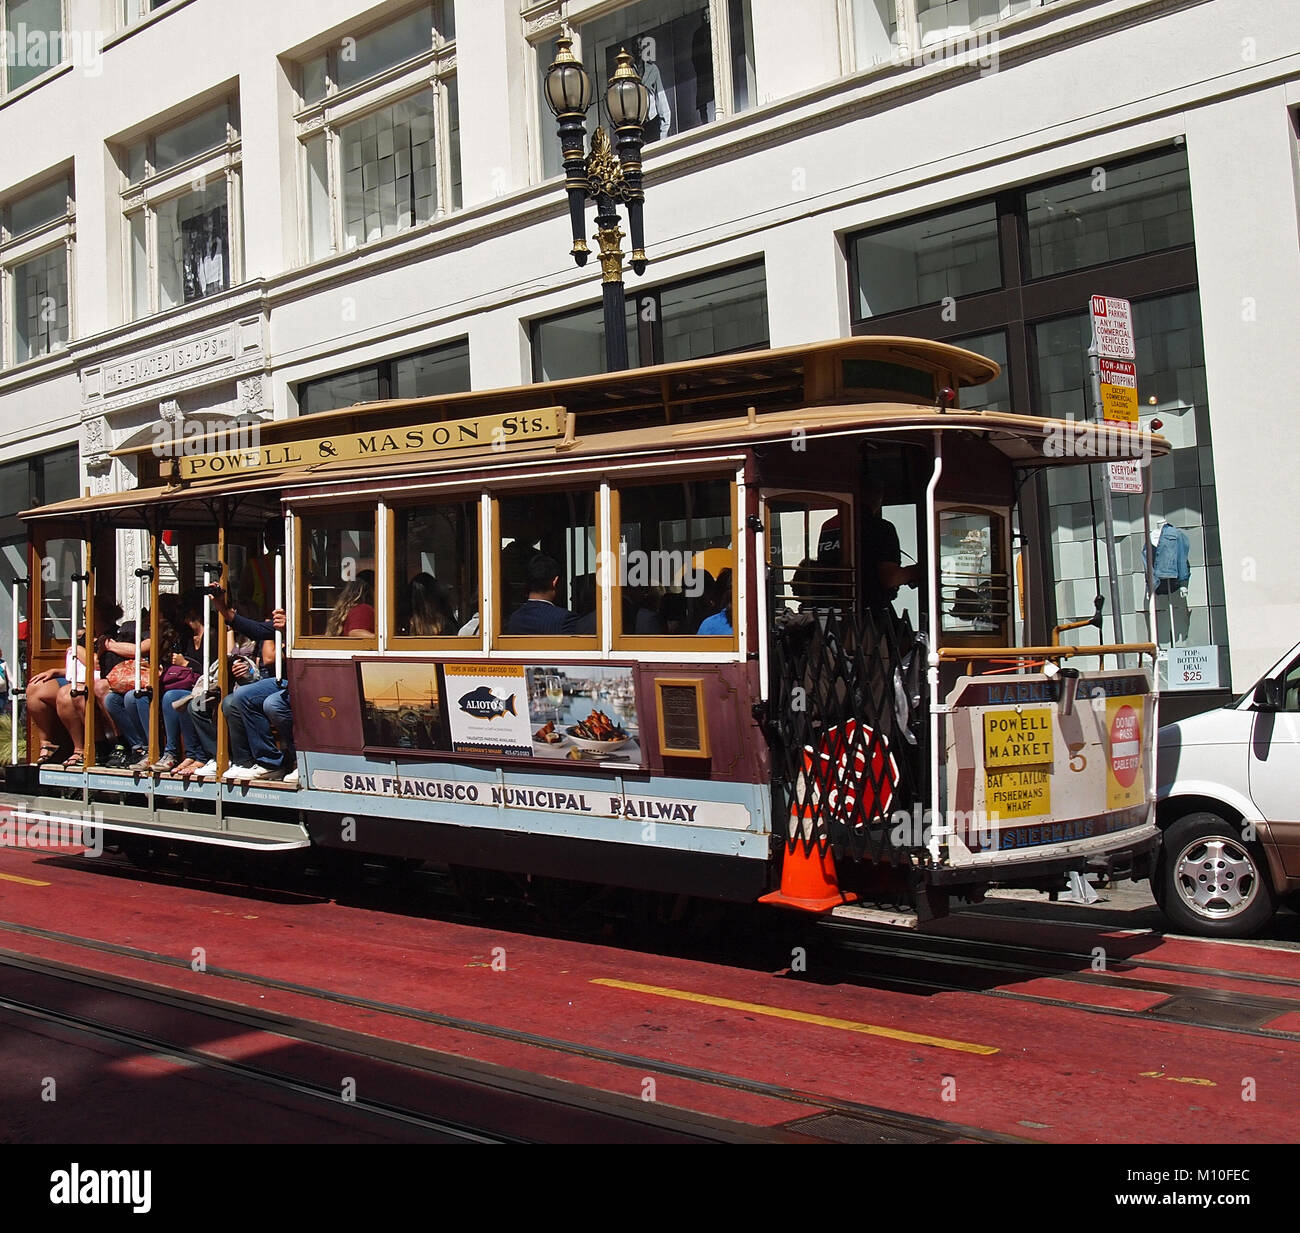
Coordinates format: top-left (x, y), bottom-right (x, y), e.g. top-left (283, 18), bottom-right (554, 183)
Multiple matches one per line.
top-left (1089, 345), bottom-right (1127, 659)
top-left (1087, 295), bottom-right (1138, 666)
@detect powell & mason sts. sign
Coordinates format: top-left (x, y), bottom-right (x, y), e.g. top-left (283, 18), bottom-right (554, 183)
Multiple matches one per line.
top-left (179, 406), bottom-right (566, 479)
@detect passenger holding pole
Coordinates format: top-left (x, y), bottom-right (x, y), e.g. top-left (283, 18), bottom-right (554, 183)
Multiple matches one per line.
top-left (209, 582), bottom-right (294, 784)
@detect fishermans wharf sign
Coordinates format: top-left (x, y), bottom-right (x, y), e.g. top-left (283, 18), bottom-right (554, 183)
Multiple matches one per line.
top-left (179, 406), bottom-right (567, 480)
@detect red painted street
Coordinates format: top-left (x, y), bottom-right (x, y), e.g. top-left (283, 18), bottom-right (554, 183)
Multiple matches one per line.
top-left (1, 840), bottom-right (1297, 1144)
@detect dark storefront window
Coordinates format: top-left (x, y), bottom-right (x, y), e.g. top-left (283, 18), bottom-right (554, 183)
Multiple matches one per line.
top-left (1034, 292), bottom-right (1223, 682)
top-left (953, 330), bottom-right (1010, 411)
top-left (0, 445), bottom-right (78, 655)
top-left (297, 338), bottom-right (470, 415)
top-left (847, 144), bottom-right (1223, 689)
top-left (1025, 149), bottom-right (1195, 279)
top-left (852, 200), bottom-right (1001, 319)
top-left (531, 261), bottom-right (768, 381)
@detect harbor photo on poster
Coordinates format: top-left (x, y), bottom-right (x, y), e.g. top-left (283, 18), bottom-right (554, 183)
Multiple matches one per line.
top-left (526, 665), bottom-right (642, 765)
top-left (358, 660), bottom-right (445, 751)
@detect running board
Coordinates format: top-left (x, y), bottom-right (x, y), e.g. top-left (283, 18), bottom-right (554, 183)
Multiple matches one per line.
top-left (5, 795), bottom-right (310, 851)
top-left (825, 903), bottom-right (920, 929)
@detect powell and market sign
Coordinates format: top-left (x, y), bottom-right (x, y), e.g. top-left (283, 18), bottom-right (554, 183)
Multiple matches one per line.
top-left (179, 406), bottom-right (566, 479)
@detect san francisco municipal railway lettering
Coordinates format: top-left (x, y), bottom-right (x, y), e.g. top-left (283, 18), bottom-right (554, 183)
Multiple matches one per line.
top-left (317, 770), bottom-right (722, 825)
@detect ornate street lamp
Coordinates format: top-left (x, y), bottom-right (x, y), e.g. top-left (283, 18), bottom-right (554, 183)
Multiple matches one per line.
top-left (545, 36), bottom-right (650, 372)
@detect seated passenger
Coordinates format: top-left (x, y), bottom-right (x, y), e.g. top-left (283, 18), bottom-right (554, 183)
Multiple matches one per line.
top-left (696, 569), bottom-right (734, 636)
top-left (127, 592), bottom-right (209, 774)
top-left (325, 571), bottom-right (376, 638)
top-left (211, 588), bottom-right (295, 784)
top-left (51, 597), bottom-right (122, 769)
top-left (402, 572), bottom-right (457, 636)
top-left (102, 607), bottom-right (152, 768)
top-left (505, 554), bottom-right (581, 636)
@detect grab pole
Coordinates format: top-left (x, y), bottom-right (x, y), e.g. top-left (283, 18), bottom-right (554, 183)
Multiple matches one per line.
top-left (202, 570), bottom-right (212, 685)
top-left (925, 430), bottom-right (946, 863)
top-left (9, 580), bottom-right (21, 766)
top-left (274, 553), bottom-right (283, 684)
top-left (133, 564), bottom-right (144, 694)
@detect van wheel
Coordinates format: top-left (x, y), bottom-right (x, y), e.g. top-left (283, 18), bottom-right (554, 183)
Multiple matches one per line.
top-left (1156, 813), bottom-right (1275, 938)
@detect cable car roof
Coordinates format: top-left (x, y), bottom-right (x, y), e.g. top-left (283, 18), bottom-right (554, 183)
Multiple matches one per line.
top-left (25, 337), bottom-right (1168, 525)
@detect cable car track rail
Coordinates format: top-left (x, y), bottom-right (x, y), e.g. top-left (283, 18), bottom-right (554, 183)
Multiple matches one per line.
top-left (0, 952), bottom-right (809, 1145)
top-left (0, 928), bottom-right (1032, 1145)
top-left (0, 985), bottom-right (513, 1145)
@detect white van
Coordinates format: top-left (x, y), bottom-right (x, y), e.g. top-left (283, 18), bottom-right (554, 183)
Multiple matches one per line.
top-left (1155, 643), bottom-right (1300, 936)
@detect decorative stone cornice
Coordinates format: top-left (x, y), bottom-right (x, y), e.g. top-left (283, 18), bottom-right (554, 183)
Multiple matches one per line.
top-left (523, 1), bottom-right (564, 39)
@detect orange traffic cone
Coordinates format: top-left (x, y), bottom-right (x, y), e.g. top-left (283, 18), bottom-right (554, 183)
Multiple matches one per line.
top-left (758, 800), bottom-right (858, 912)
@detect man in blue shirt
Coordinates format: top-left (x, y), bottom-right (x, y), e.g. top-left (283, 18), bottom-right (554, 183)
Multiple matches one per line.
top-left (505, 554), bottom-right (582, 635)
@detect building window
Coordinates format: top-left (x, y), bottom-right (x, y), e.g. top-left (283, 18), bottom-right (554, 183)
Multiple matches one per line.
top-left (915, 0), bottom-right (1041, 45)
top-left (297, 339), bottom-right (470, 416)
top-left (847, 145), bottom-right (1225, 686)
top-left (121, 0), bottom-right (172, 27)
top-left (120, 99), bottom-right (242, 320)
top-left (2, 0), bottom-right (63, 94)
top-left (1, 175), bottom-right (72, 367)
top-left (1025, 149), bottom-right (1195, 279)
top-left (0, 446), bottom-right (77, 648)
top-left (531, 261), bottom-right (768, 381)
top-left (953, 330), bottom-right (1009, 411)
top-left (1034, 292), bottom-right (1222, 678)
top-left (532, 0), bottom-right (756, 181)
top-left (847, 0), bottom-right (900, 68)
top-left (843, 0), bottom-right (1059, 70)
top-left (295, 3), bottom-right (460, 262)
top-left (851, 200), bottom-right (1000, 319)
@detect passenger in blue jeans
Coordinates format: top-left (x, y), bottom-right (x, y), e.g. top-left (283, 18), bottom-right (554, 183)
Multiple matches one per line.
top-left (210, 589), bottom-right (294, 783)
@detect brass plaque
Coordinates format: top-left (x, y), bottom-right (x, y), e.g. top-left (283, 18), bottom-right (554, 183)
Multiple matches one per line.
top-left (655, 678), bottom-right (710, 759)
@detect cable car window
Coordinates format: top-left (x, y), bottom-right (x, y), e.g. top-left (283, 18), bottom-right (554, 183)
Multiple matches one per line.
top-left (615, 478), bottom-right (734, 640)
top-left (938, 508), bottom-right (1009, 636)
top-left (298, 510), bottom-right (378, 641)
top-left (38, 536), bottom-right (80, 646)
top-left (496, 490), bottom-right (599, 640)
top-left (391, 500), bottom-right (480, 641)
top-left (766, 494), bottom-right (854, 612)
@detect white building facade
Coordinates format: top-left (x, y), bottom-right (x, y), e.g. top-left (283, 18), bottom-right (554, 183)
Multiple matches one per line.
top-left (0, 0), bottom-right (1297, 709)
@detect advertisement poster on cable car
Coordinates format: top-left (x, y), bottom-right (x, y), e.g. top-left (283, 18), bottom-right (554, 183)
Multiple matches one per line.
top-left (523, 665), bottom-right (642, 765)
top-left (358, 660), bottom-right (444, 752)
top-left (444, 664), bottom-right (533, 756)
top-left (439, 663), bottom-right (644, 765)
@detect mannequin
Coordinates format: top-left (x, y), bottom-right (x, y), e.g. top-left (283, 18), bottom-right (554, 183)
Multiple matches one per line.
top-left (1147, 515), bottom-right (1191, 650)
top-left (1148, 517), bottom-right (1189, 598)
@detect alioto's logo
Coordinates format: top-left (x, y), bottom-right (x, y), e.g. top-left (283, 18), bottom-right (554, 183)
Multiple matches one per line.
top-left (457, 687), bottom-right (517, 720)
